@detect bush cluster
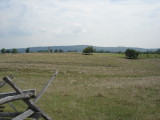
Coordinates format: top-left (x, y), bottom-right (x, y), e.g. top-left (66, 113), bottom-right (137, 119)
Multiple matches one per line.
top-left (83, 46), bottom-right (94, 55)
top-left (125, 49), bottom-right (139, 59)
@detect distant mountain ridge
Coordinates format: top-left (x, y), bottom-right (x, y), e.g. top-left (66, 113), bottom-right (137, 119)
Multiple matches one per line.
top-left (15, 45), bottom-right (158, 53)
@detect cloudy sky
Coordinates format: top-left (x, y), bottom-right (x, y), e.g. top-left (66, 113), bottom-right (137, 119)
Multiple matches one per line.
top-left (0, 0), bottom-right (160, 49)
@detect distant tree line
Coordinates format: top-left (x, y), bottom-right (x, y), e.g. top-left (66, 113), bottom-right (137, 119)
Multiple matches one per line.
top-left (125, 48), bottom-right (160, 59)
top-left (36, 49), bottom-right (65, 53)
top-left (67, 50), bottom-right (78, 52)
top-left (37, 50), bottom-right (50, 53)
top-left (1, 48), bottom-right (18, 54)
top-left (54, 49), bottom-right (64, 53)
top-left (95, 50), bottom-right (111, 53)
top-left (81, 46), bottom-right (160, 59)
top-left (140, 49), bottom-right (160, 54)
top-left (1, 47), bottom-right (160, 58)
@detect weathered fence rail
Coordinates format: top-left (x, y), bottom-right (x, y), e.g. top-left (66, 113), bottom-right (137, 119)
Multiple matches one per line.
top-left (0, 70), bottom-right (58, 120)
top-left (0, 89), bottom-right (36, 98)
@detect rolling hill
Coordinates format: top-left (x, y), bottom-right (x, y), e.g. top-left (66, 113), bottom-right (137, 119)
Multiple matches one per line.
top-left (9, 45), bottom-right (158, 53)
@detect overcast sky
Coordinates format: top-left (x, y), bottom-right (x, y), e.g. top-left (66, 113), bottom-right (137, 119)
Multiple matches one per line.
top-left (0, 0), bottom-right (160, 49)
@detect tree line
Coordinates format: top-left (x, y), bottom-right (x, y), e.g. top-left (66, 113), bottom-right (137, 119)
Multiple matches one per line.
top-left (1, 48), bottom-right (18, 53)
top-left (1, 47), bottom-right (160, 59)
top-left (82, 46), bottom-right (160, 59)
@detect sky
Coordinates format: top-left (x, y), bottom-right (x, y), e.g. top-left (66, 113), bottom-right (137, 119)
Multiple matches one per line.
top-left (0, 0), bottom-right (160, 49)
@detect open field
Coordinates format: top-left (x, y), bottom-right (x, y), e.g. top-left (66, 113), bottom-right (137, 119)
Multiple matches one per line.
top-left (0, 53), bottom-right (160, 120)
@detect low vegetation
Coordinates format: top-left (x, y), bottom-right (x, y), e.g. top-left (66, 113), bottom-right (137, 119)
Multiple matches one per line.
top-left (82, 46), bottom-right (94, 55)
top-left (0, 53), bottom-right (160, 120)
top-left (125, 49), bottom-right (139, 59)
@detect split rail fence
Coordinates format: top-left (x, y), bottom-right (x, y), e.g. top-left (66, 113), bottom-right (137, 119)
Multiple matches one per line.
top-left (0, 71), bottom-right (58, 120)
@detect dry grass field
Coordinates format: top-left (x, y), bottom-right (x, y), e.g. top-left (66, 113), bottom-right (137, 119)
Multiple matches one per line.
top-left (0, 53), bottom-right (160, 120)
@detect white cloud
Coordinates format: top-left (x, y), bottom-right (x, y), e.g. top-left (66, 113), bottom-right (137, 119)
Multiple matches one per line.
top-left (0, 0), bottom-right (160, 48)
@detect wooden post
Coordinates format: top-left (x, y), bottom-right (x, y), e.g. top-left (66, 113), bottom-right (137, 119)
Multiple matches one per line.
top-left (34, 70), bottom-right (59, 103)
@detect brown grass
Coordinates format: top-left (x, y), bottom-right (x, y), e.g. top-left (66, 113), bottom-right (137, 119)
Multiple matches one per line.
top-left (0, 53), bottom-right (160, 120)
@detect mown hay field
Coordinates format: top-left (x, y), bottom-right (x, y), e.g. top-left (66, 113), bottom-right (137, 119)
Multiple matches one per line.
top-left (0, 53), bottom-right (160, 120)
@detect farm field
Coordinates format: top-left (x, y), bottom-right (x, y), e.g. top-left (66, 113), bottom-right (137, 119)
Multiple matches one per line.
top-left (0, 53), bottom-right (160, 120)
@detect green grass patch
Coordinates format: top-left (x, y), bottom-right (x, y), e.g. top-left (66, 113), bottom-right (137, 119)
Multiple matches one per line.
top-left (0, 53), bottom-right (160, 120)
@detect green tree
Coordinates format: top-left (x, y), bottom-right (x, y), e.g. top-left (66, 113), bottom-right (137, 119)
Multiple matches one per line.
top-left (1, 48), bottom-right (6, 54)
top-left (25, 48), bottom-right (30, 53)
top-left (54, 49), bottom-right (58, 53)
top-left (6, 49), bottom-right (10, 53)
top-left (83, 46), bottom-right (95, 55)
top-left (59, 49), bottom-right (63, 52)
top-left (12, 48), bottom-right (18, 53)
top-left (125, 49), bottom-right (139, 59)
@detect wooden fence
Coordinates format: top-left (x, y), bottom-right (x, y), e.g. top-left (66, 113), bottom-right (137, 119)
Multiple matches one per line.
top-left (0, 71), bottom-right (58, 120)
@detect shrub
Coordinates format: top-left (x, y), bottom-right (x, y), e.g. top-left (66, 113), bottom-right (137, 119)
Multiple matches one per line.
top-left (12, 48), bottom-right (18, 53)
top-left (1, 48), bottom-right (6, 54)
top-left (125, 49), bottom-right (139, 59)
top-left (25, 48), bottom-right (30, 53)
top-left (83, 46), bottom-right (95, 55)
top-left (6, 49), bottom-right (11, 53)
